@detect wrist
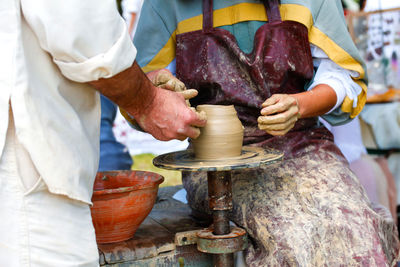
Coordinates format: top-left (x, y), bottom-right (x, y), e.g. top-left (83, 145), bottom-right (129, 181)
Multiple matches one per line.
top-left (292, 92), bottom-right (307, 118)
top-left (123, 64), bottom-right (157, 117)
top-left (89, 61), bottom-right (157, 117)
top-left (292, 84), bottom-right (337, 118)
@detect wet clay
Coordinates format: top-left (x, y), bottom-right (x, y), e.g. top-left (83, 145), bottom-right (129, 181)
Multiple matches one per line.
top-left (192, 105), bottom-right (244, 160)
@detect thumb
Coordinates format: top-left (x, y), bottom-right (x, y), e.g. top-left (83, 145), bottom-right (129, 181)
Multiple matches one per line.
top-left (190, 110), bottom-right (207, 127)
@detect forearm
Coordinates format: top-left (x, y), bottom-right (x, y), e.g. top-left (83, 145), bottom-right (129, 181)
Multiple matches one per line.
top-left (293, 84), bottom-right (337, 118)
top-left (306, 45), bottom-right (363, 123)
top-left (89, 61), bottom-right (206, 141)
top-left (89, 61), bottom-right (155, 117)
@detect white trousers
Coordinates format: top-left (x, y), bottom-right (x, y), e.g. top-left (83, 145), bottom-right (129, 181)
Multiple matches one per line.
top-left (0, 111), bottom-right (99, 267)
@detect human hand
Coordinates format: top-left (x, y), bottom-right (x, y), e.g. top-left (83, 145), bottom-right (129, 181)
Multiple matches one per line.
top-left (89, 62), bottom-right (206, 141)
top-left (257, 94), bottom-right (300, 136)
top-left (129, 86), bottom-right (207, 141)
top-left (147, 69), bottom-right (198, 102)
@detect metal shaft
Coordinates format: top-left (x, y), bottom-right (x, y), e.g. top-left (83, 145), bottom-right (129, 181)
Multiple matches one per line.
top-left (214, 254), bottom-right (234, 267)
top-left (213, 210), bottom-right (230, 235)
top-left (208, 171), bottom-right (234, 267)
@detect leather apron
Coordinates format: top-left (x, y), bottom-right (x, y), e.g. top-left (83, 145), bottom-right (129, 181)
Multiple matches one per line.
top-left (177, 2), bottom-right (400, 265)
top-left (176, 0), bottom-right (318, 146)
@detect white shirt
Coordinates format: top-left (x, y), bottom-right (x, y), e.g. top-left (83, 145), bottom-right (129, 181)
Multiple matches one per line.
top-left (308, 45), bottom-right (362, 112)
top-left (0, 0), bottom-right (136, 204)
top-left (122, 0), bottom-right (144, 37)
top-left (320, 117), bottom-right (367, 163)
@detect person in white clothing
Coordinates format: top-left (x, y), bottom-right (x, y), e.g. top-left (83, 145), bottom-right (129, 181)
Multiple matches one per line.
top-left (0, 0), bottom-right (205, 266)
top-left (122, 0), bottom-right (144, 37)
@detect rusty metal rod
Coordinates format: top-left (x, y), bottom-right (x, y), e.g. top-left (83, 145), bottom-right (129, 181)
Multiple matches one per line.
top-left (213, 210), bottom-right (230, 235)
top-left (208, 171), bottom-right (233, 212)
top-left (208, 171), bottom-right (234, 267)
top-left (215, 254), bottom-right (234, 267)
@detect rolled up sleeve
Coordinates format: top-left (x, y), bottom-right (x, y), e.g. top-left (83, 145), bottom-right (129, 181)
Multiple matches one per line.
top-left (308, 45), bottom-right (363, 125)
top-left (20, 0), bottom-right (136, 82)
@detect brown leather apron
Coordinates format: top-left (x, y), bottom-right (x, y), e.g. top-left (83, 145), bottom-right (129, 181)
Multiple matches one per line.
top-left (176, 0), bottom-right (317, 146)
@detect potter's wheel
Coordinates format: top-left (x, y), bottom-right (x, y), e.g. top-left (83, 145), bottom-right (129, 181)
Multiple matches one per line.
top-left (153, 146), bottom-right (283, 171)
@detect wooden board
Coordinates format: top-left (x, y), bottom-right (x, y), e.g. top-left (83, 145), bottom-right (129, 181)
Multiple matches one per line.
top-left (98, 186), bottom-right (213, 266)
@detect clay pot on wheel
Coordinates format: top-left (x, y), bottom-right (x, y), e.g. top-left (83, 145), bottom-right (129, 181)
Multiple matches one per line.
top-left (91, 170), bottom-right (164, 244)
top-left (192, 105), bottom-right (244, 160)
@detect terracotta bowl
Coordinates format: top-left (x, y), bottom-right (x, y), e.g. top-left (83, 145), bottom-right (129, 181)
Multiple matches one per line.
top-left (91, 170), bottom-right (164, 244)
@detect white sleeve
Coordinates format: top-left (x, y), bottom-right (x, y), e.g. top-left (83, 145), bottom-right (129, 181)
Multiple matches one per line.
top-left (308, 45), bottom-right (362, 113)
top-left (123, 0), bottom-right (143, 14)
top-left (20, 0), bottom-right (136, 83)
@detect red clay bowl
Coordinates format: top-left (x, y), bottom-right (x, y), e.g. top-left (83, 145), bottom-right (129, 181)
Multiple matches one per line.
top-left (91, 170), bottom-right (164, 244)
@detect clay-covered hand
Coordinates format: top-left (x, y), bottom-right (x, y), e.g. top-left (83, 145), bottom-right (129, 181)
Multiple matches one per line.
top-left (132, 87), bottom-right (207, 141)
top-left (89, 61), bottom-right (206, 141)
top-left (257, 94), bottom-right (300, 136)
top-left (147, 69), bottom-right (198, 102)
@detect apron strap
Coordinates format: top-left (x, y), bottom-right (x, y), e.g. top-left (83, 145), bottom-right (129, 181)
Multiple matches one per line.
top-left (203, 0), bottom-right (213, 31)
top-left (264, 0), bottom-right (282, 22)
top-left (203, 0), bottom-right (281, 30)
